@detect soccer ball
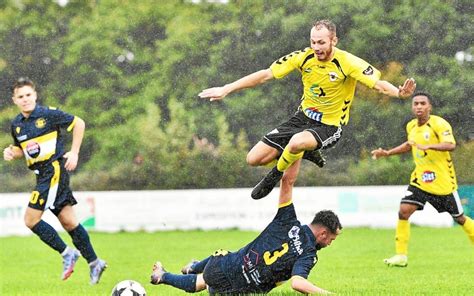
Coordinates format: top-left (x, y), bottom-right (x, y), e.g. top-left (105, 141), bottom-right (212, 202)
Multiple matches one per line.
top-left (111, 280), bottom-right (146, 296)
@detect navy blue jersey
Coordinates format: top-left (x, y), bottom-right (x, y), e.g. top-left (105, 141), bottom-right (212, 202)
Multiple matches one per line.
top-left (218, 202), bottom-right (318, 293)
top-left (10, 105), bottom-right (76, 171)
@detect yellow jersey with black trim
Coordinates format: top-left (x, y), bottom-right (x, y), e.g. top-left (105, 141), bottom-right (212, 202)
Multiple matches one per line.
top-left (406, 115), bottom-right (457, 195)
top-left (270, 47), bottom-right (381, 126)
top-left (10, 105), bottom-right (77, 171)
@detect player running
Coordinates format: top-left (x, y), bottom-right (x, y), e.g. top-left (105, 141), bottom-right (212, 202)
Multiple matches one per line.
top-left (371, 92), bottom-right (474, 267)
top-left (3, 77), bottom-right (107, 284)
top-left (150, 179), bottom-right (342, 294)
top-left (199, 19), bottom-right (416, 200)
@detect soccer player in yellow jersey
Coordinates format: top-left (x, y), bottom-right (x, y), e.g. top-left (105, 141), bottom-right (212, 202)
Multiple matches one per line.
top-left (371, 92), bottom-right (474, 267)
top-left (199, 19), bottom-right (416, 200)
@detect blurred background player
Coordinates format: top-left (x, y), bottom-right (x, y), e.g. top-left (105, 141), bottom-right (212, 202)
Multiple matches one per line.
top-left (199, 19), bottom-right (416, 200)
top-left (371, 92), bottom-right (474, 267)
top-left (150, 174), bottom-right (342, 295)
top-left (3, 77), bottom-right (107, 284)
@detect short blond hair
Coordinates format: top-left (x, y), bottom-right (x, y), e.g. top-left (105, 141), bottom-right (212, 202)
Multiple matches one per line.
top-left (313, 19), bottom-right (337, 37)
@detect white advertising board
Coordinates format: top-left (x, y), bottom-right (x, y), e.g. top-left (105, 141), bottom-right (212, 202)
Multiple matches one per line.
top-left (0, 186), bottom-right (453, 237)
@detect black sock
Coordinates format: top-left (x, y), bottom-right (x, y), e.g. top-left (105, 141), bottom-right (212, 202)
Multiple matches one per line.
top-left (162, 273), bottom-right (197, 293)
top-left (68, 224), bottom-right (97, 263)
top-left (31, 220), bottom-right (67, 253)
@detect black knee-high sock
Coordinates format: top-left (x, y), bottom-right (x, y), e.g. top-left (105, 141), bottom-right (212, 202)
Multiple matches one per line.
top-left (162, 273), bottom-right (197, 293)
top-left (31, 220), bottom-right (67, 253)
top-left (191, 256), bottom-right (211, 273)
top-left (68, 224), bottom-right (97, 263)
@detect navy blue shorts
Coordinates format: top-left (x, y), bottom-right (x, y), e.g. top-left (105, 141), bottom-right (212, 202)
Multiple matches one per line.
top-left (29, 159), bottom-right (77, 216)
top-left (203, 255), bottom-right (233, 294)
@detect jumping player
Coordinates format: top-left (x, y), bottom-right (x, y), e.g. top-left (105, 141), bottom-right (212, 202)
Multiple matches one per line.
top-left (199, 19), bottom-right (416, 200)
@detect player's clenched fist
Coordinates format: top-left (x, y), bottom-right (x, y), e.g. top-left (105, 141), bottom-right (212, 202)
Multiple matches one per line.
top-left (3, 145), bottom-right (15, 161)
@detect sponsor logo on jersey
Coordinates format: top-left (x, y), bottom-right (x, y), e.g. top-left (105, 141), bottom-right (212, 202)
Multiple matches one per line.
top-left (442, 130), bottom-right (451, 136)
top-left (242, 250), bottom-right (261, 285)
top-left (424, 132), bottom-right (430, 140)
top-left (328, 71), bottom-right (339, 82)
top-left (304, 107), bottom-right (323, 122)
top-left (304, 67), bottom-right (312, 73)
top-left (35, 118), bottom-right (46, 129)
top-left (17, 135), bottom-right (27, 141)
top-left (26, 141), bottom-right (41, 158)
top-left (363, 66), bottom-right (374, 75)
top-left (288, 226), bottom-right (304, 255)
top-left (422, 171), bottom-right (436, 183)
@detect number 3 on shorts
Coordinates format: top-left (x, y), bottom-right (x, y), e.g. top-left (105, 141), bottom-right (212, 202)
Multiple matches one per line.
top-left (264, 243), bottom-right (289, 265)
top-left (29, 191), bottom-right (40, 204)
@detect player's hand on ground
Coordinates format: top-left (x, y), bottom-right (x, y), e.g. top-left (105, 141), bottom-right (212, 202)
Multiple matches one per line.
top-left (371, 148), bottom-right (388, 159)
top-left (398, 78), bottom-right (416, 98)
top-left (63, 151), bottom-right (79, 171)
top-left (198, 86), bottom-right (229, 101)
top-left (3, 145), bottom-right (15, 161)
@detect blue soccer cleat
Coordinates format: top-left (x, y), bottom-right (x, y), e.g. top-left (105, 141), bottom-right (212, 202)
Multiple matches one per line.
top-left (89, 259), bottom-right (107, 285)
top-left (61, 248), bottom-right (81, 280)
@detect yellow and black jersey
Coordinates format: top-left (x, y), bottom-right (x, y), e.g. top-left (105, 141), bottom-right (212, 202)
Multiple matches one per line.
top-left (10, 105), bottom-right (77, 171)
top-left (406, 115), bottom-right (457, 195)
top-left (270, 47), bottom-right (381, 126)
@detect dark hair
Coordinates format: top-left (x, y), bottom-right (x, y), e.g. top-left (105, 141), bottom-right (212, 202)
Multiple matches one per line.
top-left (412, 91), bottom-right (432, 103)
top-left (11, 77), bottom-right (36, 94)
top-left (311, 210), bottom-right (342, 234)
top-left (313, 19), bottom-right (337, 37)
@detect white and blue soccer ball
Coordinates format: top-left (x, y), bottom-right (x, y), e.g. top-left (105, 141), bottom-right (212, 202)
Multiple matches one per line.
top-left (111, 280), bottom-right (146, 296)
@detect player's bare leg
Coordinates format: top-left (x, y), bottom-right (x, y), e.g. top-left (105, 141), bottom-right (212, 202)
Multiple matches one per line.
top-left (279, 160), bottom-right (301, 205)
top-left (252, 131), bottom-right (317, 200)
top-left (246, 141), bottom-right (280, 167)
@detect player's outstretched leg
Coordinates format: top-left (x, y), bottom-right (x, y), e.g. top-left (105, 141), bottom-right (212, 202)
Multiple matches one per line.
top-left (251, 167), bottom-right (283, 200)
top-left (61, 247), bottom-right (81, 280)
top-left (151, 261), bottom-right (199, 292)
top-left (383, 254), bottom-right (408, 267)
top-left (181, 259), bottom-right (199, 274)
top-left (302, 149), bottom-right (326, 168)
top-left (181, 256), bottom-right (211, 274)
top-left (89, 258), bottom-right (107, 285)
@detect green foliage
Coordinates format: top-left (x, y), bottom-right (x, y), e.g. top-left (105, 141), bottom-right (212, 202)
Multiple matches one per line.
top-left (1, 0), bottom-right (472, 191)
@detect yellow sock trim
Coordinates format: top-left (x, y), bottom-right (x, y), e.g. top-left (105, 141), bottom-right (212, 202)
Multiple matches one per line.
top-left (462, 216), bottom-right (474, 245)
top-left (264, 159), bottom-right (278, 168)
top-left (395, 219), bottom-right (410, 255)
top-left (276, 148), bottom-right (303, 172)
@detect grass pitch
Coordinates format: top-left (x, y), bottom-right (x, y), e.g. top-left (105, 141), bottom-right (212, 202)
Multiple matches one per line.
top-left (1, 227), bottom-right (473, 295)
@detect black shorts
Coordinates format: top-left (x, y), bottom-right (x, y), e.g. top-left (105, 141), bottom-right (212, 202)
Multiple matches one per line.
top-left (29, 159), bottom-right (77, 216)
top-left (401, 185), bottom-right (464, 218)
top-left (262, 110), bottom-right (342, 152)
top-left (203, 255), bottom-right (233, 295)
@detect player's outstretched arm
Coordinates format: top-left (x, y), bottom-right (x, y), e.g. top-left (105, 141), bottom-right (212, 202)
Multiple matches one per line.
top-left (415, 142), bottom-right (455, 152)
top-left (3, 145), bottom-right (23, 161)
top-left (371, 141), bottom-right (412, 160)
top-left (373, 78), bottom-right (416, 98)
top-left (64, 116), bottom-right (85, 171)
top-left (198, 69), bottom-right (274, 101)
top-left (291, 276), bottom-right (332, 294)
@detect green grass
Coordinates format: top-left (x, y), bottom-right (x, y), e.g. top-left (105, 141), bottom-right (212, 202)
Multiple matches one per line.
top-left (1, 227), bottom-right (473, 295)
